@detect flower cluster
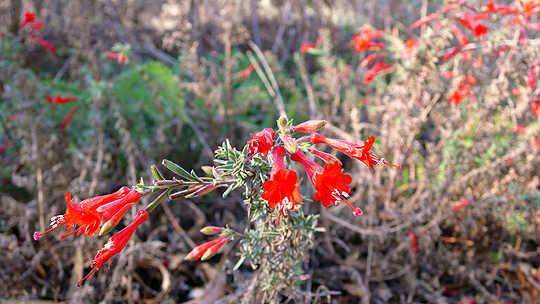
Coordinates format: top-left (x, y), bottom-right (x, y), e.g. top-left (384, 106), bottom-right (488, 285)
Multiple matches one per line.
top-left (247, 118), bottom-right (400, 225)
top-left (34, 187), bottom-right (146, 285)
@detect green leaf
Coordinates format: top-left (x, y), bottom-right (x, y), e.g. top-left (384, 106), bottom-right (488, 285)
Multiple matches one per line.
top-left (162, 159), bottom-right (199, 182)
top-left (234, 255), bottom-right (247, 270)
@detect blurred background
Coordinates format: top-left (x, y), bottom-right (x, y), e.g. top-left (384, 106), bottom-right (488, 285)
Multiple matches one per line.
top-left (1, 0), bottom-right (540, 303)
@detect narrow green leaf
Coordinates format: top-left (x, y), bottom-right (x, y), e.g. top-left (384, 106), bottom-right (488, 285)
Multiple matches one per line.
top-left (162, 159), bottom-right (198, 182)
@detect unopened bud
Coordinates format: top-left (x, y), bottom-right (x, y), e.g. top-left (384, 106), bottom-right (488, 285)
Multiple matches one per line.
top-left (281, 134), bottom-right (298, 154)
top-left (277, 116), bottom-right (288, 130)
top-left (185, 237), bottom-right (224, 261)
top-left (291, 120), bottom-right (327, 133)
top-left (201, 237), bottom-right (228, 261)
top-left (307, 147), bottom-right (340, 164)
top-left (200, 226), bottom-right (225, 235)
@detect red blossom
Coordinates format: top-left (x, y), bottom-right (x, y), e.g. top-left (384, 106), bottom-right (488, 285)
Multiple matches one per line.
top-left (444, 71), bottom-right (454, 79)
top-left (523, 1), bottom-right (540, 19)
top-left (185, 236), bottom-right (230, 261)
top-left (519, 26), bottom-right (527, 45)
top-left (350, 27), bottom-right (384, 52)
top-left (19, 12), bottom-right (37, 28)
top-left (60, 107), bottom-right (78, 129)
top-left (362, 58), bottom-right (394, 84)
top-left (306, 147), bottom-right (340, 164)
top-left (314, 162), bottom-right (361, 215)
top-left (103, 51), bottom-right (128, 64)
top-left (30, 34), bottom-right (56, 54)
top-left (452, 24), bottom-right (469, 46)
top-left (526, 22), bottom-right (540, 30)
top-left (46, 94), bottom-right (78, 105)
top-left (269, 145), bottom-right (287, 178)
top-left (440, 4), bottom-right (459, 13)
top-left (492, 46), bottom-right (512, 54)
top-left (410, 14), bottom-right (437, 29)
top-left (300, 42), bottom-right (317, 53)
top-left (404, 38), bottom-right (420, 57)
top-left (512, 123), bottom-right (526, 134)
top-left (311, 133), bottom-right (401, 170)
top-left (0, 31), bottom-right (5, 36)
top-left (452, 199), bottom-right (469, 212)
top-left (361, 52), bottom-right (378, 67)
top-left (246, 128), bottom-right (275, 161)
top-left (442, 45), bottom-right (464, 62)
top-left (77, 209), bottom-right (149, 286)
top-left (33, 187), bottom-right (137, 240)
top-left (409, 231), bottom-right (418, 253)
top-left (531, 101), bottom-right (540, 116)
top-left (528, 65), bottom-right (536, 90)
top-left (239, 64), bottom-right (255, 79)
top-left (290, 150), bottom-right (323, 184)
top-left (482, 1), bottom-right (518, 15)
top-left (291, 120), bottom-right (327, 133)
top-left (458, 12), bottom-right (489, 38)
top-left (0, 141), bottom-right (11, 154)
top-left (261, 169), bottom-right (302, 225)
top-left (532, 136), bottom-right (539, 152)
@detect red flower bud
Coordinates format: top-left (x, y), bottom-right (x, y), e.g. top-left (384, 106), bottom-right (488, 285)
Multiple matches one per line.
top-left (291, 120), bottom-right (327, 133)
top-left (200, 226), bottom-right (225, 235)
top-left (77, 210), bottom-right (149, 286)
top-left (185, 237), bottom-right (230, 261)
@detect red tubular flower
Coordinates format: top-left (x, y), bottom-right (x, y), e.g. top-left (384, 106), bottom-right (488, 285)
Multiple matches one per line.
top-left (440, 4), bottom-right (459, 13)
top-left (261, 169), bottom-right (302, 225)
top-left (404, 38), bottom-right (420, 57)
top-left (311, 133), bottom-right (401, 170)
top-left (290, 150), bottom-right (324, 184)
top-left (240, 64), bottom-right (255, 79)
top-left (46, 94), bottom-right (78, 105)
top-left (30, 34), bottom-right (56, 54)
top-left (350, 27), bottom-right (384, 52)
top-left (532, 136), bottom-right (539, 152)
top-left (444, 71), bottom-right (454, 79)
top-left (306, 147), bottom-right (340, 164)
top-left (33, 187), bottom-right (134, 240)
top-left (96, 190), bottom-right (141, 235)
top-left (26, 20), bottom-right (43, 31)
top-left (523, 1), bottom-right (540, 19)
top-left (361, 53), bottom-right (378, 67)
top-left (200, 226), bottom-right (225, 235)
top-left (363, 58), bottom-right (383, 84)
top-left (313, 162), bottom-right (361, 216)
top-left (104, 51), bottom-right (128, 64)
top-left (291, 120), bottom-right (327, 133)
top-left (0, 31), bottom-right (5, 36)
top-left (442, 45), bottom-right (464, 62)
top-left (60, 107), bottom-right (78, 129)
top-left (19, 12), bottom-right (37, 28)
top-left (452, 199), bottom-right (469, 212)
top-left (531, 101), bottom-right (540, 116)
top-left (270, 145), bottom-right (287, 178)
top-left (452, 25), bottom-right (469, 46)
top-left (482, 1), bottom-right (518, 14)
top-left (301, 42), bottom-right (317, 53)
top-left (493, 46), bottom-right (512, 54)
top-left (0, 141), bottom-right (11, 154)
top-left (77, 209), bottom-right (149, 286)
top-left (512, 123), bottom-right (526, 134)
top-left (246, 128), bottom-right (275, 162)
top-left (458, 12), bottom-right (489, 38)
top-left (410, 14), bottom-right (437, 29)
top-left (528, 65), bottom-right (536, 90)
top-left (185, 236), bottom-right (230, 261)
top-left (409, 231), bottom-right (418, 253)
